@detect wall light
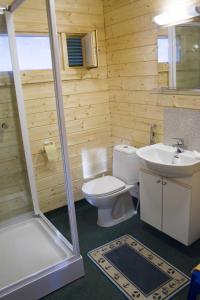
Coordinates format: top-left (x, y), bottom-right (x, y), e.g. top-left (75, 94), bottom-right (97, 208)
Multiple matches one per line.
top-left (153, 5), bottom-right (200, 26)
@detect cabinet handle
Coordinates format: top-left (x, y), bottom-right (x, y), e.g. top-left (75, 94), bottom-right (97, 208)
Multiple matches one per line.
top-left (156, 179), bottom-right (161, 183)
top-left (162, 181), bottom-right (167, 185)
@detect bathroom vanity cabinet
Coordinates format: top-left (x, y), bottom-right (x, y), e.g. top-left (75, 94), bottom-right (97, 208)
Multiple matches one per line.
top-left (139, 169), bottom-right (200, 245)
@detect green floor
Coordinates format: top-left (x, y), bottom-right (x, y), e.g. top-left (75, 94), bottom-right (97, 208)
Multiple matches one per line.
top-left (42, 200), bottom-right (200, 300)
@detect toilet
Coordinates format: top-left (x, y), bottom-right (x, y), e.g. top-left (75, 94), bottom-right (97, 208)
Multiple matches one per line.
top-left (82, 145), bottom-right (139, 227)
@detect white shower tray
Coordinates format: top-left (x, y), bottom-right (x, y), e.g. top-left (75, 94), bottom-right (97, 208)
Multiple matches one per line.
top-left (0, 213), bottom-right (84, 300)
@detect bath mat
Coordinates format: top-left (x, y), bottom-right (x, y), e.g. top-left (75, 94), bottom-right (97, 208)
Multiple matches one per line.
top-left (88, 235), bottom-right (190, 300)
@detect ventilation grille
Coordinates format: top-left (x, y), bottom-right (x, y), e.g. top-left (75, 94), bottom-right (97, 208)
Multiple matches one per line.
top-left (67, 37), bottom-right (83, 67)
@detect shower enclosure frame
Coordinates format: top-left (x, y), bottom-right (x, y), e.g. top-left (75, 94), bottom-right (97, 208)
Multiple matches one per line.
top-left (0, 0), bottom-right (84, 299)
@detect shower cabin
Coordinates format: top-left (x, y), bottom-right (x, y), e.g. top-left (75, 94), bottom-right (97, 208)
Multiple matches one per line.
top-left (0, 1), bottom-right (84, 299)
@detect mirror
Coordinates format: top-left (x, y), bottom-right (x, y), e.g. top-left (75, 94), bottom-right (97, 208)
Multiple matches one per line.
top-left (157, 17), bottom-right (200, 91)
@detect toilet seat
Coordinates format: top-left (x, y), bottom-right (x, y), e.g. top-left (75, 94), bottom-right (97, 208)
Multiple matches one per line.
top-left (82, 175), bottom-right (125, 197)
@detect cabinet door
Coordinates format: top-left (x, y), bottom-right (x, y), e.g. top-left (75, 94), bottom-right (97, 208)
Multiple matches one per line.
top-left (140, 171), bottom-right (162, 230)
top-left (162, 180), bottom-right (191, 245)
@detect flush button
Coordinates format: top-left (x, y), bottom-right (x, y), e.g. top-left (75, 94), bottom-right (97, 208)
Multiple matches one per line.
top-left (123, 145), bottom-right (128, 148)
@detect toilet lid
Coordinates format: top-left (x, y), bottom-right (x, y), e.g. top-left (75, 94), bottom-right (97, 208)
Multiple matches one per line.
top-left (82, 175), bottom-right (125, 197)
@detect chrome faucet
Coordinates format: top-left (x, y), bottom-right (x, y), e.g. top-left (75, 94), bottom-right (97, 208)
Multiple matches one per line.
top-left (172, 138), bottom-right (184, 153)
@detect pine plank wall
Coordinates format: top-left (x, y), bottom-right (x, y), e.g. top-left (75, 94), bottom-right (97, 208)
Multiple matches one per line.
top-left (104, 0), bottom-right (200, 148)
top-left (0, 0), bottom-right (111, 215)
top-left (1, 0), bottom-right (200, 215)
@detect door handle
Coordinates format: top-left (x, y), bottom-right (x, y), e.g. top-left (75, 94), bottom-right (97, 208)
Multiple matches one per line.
top-left (156, 179), bottom-right (161, 183)
top-left (162, 181), bottom-right (167, 185)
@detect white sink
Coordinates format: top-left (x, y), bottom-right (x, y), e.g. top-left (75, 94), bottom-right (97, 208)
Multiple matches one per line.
top-left (136, 143), bottom-right (200, 177)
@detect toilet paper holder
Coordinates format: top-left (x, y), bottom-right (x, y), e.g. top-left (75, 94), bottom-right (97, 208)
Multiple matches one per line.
top-left (41, 140), bottom-right (54, 153)
top-left (41, 140), bottom-right (58, 162)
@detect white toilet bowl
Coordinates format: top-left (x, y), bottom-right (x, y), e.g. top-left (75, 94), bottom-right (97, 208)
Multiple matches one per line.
top-left (82, 145), bottom-right (139, 227)
top-left (82, 175), bottom-right (136, 227)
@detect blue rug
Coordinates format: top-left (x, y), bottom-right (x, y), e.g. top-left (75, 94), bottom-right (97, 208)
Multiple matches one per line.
top-left (88, 235), bottom-right (190, 300)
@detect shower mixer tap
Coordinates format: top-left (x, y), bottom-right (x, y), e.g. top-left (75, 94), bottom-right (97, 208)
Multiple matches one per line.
top-left (1, 122), bottom-right (8, 129)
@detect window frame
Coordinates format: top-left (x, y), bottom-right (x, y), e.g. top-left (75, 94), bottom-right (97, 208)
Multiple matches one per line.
top-left (61, 30), bottom-right (98, 70)
top-left (0, 29), bottom-right (98, 83)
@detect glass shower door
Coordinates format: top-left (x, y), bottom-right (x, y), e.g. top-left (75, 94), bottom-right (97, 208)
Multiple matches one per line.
top-left (0, 3), bottom-right (83, 299)
top-left (0, 13), bottom-right (33, 223)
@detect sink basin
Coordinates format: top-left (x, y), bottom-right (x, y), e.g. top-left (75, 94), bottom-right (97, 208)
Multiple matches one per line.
top-left (136, 143), bottom-right (200, 177)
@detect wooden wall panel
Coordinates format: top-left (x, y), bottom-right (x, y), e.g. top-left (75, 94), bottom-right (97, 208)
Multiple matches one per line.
top-left (104, 0), bottom-right (200, 149)
top-left (2, 0), bottom-right (200, 215)
top-left (0, 0), bottom-right (111, 214)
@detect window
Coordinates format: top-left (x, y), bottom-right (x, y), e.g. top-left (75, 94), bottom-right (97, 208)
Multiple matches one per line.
top-left (0, 35), bottom-right (12, 71)
top-left (0, 35), bottom-right (52, 72)
top-left (67, 37), bottom-right (83, 67)
top-left (158, 36), bottom-right (181, 63)
top-left (64, 31), bottom-right (98, 69)
top-left (158, 37), bottom-right (169, 63)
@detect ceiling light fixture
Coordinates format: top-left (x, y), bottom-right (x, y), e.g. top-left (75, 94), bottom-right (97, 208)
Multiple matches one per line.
top-left (153, 5), bottom-right (200, 26)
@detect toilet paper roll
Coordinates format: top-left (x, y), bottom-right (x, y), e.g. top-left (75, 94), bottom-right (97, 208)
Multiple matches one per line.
top-left (43, 141), bottom-right (58, 162)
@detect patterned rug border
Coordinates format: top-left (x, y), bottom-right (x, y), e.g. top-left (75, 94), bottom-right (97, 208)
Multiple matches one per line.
top-left (87, 235), bottom-right (190, 300)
